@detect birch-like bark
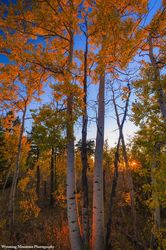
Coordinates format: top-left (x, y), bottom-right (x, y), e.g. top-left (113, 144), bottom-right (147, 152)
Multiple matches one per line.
top-left (8, 102), bottom-right (27, 232)
top-left (66, 29), bottom-right (83, 250)
top-left (92, 73), bottom-right (105, 250)
top-left (148, 33), bottom-right (166, 119)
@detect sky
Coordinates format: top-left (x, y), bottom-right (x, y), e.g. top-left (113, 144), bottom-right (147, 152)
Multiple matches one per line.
top-left (74, 0), bottom-right (162, 146)
top-left (0, 0), bottom-right (162, 147)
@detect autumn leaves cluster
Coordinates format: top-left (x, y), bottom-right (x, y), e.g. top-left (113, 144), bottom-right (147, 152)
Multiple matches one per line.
top-left (0, 0), bottom-right (166, 250)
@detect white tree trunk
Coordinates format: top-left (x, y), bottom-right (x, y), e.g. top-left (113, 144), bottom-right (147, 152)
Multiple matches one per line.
top-left (8, 104), bottom-right (27, 232)
top-left (67, 138), bottom-right (83, 250)
top-left (92, 73), bottom-right (105, 250)
top-left (66, 31), bottom-right (83, 250)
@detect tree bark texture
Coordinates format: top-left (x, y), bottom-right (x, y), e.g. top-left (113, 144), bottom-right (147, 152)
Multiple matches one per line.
top-left (8, 104), bottom-right (27, 233)
top-left (81, 22), bottom-right (90, 248)
top-left (148, 33), bottom-right (166, 119)
top-left (92, 73), bottom-right (105, 250)
top-left (66, 30), bottom-right (83, 250)
top-left (50, 147), bottom-right (55, 207)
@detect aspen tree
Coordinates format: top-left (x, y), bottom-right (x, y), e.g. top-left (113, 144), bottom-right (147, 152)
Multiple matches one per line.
top-left (0, 61), bottom-right (44, 231)
top-left (89, 1), bottom-right (148, 248)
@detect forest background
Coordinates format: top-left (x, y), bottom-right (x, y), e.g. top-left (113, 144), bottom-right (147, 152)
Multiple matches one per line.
top-left (0, 0), bottom-right (165, 250)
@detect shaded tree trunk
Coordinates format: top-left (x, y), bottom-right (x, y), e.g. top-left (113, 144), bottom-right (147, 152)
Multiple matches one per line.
top-left (105, 84), bottom-right (136, 249)
top-left (36, 165), bottom-right (40, 199)
top-left (148, 33), bottom-right (166, 119)
top-left (3, 169), bottom-right (11, 193)
top-left (105, 137), bottom-right (120, 250)
top-left (36, 148), bottom-right (40, 198)
top-left (151, 143), bottom-right (162, 250)
top-left (54, 152), bottom-right (57, 196)
top-left (8, 102), bottom-right (27, 233)
top-left (113, 84), bottom-right (137, 236)
top-left (43, 180), bottom-right (47, 197)
top-left (50, 147), bottom-right (55, 207)
top-left (121, 135), bottom-right (137, 238)
top-left (92, 73), bottom-right (105, 250)
top-left (103, 169), bottom-right (106, 202)
top-left (81, 17), bottom-right (90, 248)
